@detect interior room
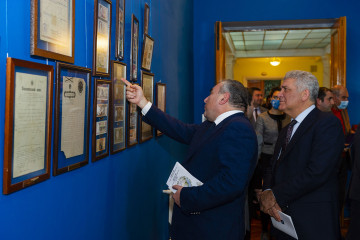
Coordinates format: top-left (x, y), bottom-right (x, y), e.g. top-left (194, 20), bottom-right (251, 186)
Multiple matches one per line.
top-left (0, 0), bottom-right (359, 239)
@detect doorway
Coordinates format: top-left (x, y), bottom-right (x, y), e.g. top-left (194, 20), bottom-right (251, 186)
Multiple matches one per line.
top-left (215, 18), bottom-right (346, 91)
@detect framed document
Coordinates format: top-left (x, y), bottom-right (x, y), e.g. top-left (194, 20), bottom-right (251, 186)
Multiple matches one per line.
top-left (30, 0), bottom-right (75, 63)
top-left (3, 58), bottom-right (53, 194)
top-left (53, 63), bottom-right (91, 176)
top-left (115, 0), bottom-right (125, 60)
top-left (110, 61), bottom-right (127, 154)
top-left (156, 83), bottom-right (166, 136)
top-left (143, 3), bottom-right (150, 35)
top-left (127, 84), bottom-right (139, 147)
top-left (141, 34), bottom-right (154, 71)
top-left (140, 71), bottom-right (154, 143)
top-left (130, 14), bottom-right (139, 82)
top-left (92, 79), bottom-right (111, 162)
top-left (93, 0), bottom-right (112, 77)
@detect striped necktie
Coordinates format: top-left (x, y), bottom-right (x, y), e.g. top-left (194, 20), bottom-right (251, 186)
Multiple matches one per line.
top-left (277, 119), bottom-right (297, 162)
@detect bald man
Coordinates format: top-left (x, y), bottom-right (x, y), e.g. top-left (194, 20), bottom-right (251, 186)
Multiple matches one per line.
top-left (331, 85), bottom-right (351, 136)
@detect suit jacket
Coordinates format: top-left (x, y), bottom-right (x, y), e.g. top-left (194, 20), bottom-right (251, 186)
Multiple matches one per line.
top-left (247, 105), bottom-right (268, 128)
top-left (144, 105), bottom-right (258, 240)
top-left (263, 108), bottom-right (344, 240)
top-left (349, 126), bottom-right (360, 201)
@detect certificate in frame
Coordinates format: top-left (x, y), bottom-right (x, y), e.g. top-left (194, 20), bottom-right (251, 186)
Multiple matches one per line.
top-left (127, 84), bottom-right (139, 147)
top-left (143, 3), bottom-right (150, 35)
top-left (30, 0), bottom-right (75, 63)
top-left (140, 71), bottom-right (154, 143)
top-left (130, 14), bottom-right (139, 82)
top-left (53, 63), bottom-right (91, 176)
top-left (115, 0), bottom-right (125, 60)
top-left (92, 79), bottom-right (111, 162)
top-left (156, 83), bottom-right (166, 137)
top-left (110, 61), bottom-right (127, 154)
top-left (3, 58), bottom-right (53, 194)
top-left (93, 0), bottom-right (112, 77)
top-left (141, 34), bottom-right (154, 71)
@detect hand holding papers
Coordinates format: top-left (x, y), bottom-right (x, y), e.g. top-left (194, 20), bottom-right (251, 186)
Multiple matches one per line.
top-left (271, 211), bottom-right (298, 239)
top-left (166, 162), bottom-right (203, 193)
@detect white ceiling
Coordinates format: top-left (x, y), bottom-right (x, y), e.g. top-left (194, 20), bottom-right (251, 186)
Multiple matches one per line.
top-left (226, 28), bottom-right (332, 58)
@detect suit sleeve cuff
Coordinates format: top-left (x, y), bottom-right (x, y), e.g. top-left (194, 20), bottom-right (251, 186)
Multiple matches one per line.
top-left (141, 102), bottom-right (152, 116)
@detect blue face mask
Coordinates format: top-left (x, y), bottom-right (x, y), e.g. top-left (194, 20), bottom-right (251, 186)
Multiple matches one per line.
top-left (271, 99), bottom-right (280, 110)
top-left (338, 101), bottom-right (349, 110)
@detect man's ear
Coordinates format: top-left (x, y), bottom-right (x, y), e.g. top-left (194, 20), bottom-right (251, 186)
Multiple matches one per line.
top-left (316, 98), bottom-right (321, 106)
top-left (301, 89), bottom-right (310, 101)
top-left (219, 92), bottom-right (230, 105)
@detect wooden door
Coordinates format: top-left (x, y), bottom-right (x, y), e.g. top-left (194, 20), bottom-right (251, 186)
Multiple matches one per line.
top-left (330, 16), bottom-right (346, 87)
top-left (215, 21), bottom-right (225, 84)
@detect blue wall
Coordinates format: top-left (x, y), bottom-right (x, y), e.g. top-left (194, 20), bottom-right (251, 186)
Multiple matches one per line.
top-left (193, 0), bottom-right (360, 125)
top-left (0, 0), bottom-right (193, 239)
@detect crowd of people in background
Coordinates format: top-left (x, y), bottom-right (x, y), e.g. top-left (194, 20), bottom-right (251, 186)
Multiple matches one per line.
top-left (122, 70), bottom-right (358, 240)
top-left (246, 73), bottom-right (359, 240)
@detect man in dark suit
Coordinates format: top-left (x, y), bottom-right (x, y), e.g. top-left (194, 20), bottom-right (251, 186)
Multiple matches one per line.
top-left (346, 126), bottom-right (360, 240)
top-left (259, 70), bottom-right (344, 240)
top-left (122, 78), bottom-right (258, 240)
top-left (246, 87), bottom-right (267, 128)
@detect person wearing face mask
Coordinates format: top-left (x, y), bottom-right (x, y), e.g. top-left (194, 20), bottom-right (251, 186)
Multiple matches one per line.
top-left (331, 85), bottom-right (354, 233)
top-left (253, 87), bottom-right (291, 240)
top-left (331, 85), bottom-right (351, 136)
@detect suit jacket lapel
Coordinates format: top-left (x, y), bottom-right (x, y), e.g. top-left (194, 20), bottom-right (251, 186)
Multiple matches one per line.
top-left (282, 108), bottom-right (319, 159)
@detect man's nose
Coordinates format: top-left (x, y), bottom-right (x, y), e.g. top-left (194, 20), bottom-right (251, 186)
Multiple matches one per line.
top-left (204, 97), bottom-right (208, 103)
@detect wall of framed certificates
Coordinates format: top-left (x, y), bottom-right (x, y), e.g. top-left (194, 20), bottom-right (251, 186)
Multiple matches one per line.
top-left (0, 0), bottom-right (195, 239)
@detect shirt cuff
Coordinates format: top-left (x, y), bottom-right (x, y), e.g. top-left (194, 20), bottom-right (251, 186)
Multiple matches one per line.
top-left (141, 102), bottom-right (152, 116)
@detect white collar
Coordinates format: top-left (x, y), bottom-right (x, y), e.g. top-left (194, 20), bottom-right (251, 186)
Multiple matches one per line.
top-left (294, 105), bottom-right (315, 124)
top-left (214, 110), bottom-right (243, 125)
top-left (290, 105), bottom-right (315, 138)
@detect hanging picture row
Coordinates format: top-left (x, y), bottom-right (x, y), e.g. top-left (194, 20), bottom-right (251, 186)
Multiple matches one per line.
top-left (3, 1), bottom-right (165, 194)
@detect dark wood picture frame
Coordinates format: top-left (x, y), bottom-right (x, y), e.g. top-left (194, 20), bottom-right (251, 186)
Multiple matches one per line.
top-left (53, 63), bottom-right (91, 176)
top-left (115, 0), bottom-right (125, 60)
top-left (141, 34), bottom-right (154, 71)
top-left (156, 83), bottom-right (166, 137)
top-left (127, 84), bottom-right (139, 147)
top-left (110, 61), bottom-right (127, 154)
top-left (130, 14), bottom-right (139, 82)
top-left (92, 79), bottom-right (111, 162)
top-left (3, 58), bottom-right (53, 194)
top-left (30, 0), bottom-right (75, 63)
top-left (93, 0), bottom-right (112, 77)
top-left (143, 3), bottom-right (150, 35)
top-left (139, 71), bottom-right (154, 143)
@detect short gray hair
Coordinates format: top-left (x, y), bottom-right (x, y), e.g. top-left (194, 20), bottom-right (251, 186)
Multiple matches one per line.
top-left (219, 79), bottom-right (248, 109)
top-left (284, 70), bottom-right (319, 102)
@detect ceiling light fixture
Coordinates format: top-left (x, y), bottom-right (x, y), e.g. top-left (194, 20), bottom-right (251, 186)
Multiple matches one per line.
top-left (270, 57), bottom-right (281, 66)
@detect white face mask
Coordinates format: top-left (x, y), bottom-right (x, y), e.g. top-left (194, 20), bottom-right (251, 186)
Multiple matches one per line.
top-left (338, 101), bottom-right (349, 110)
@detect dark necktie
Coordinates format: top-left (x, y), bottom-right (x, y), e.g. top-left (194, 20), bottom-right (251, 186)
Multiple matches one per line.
top-left (277, 119), bottom-right (297, 162)
top-left (254, 108), bottom-right (258, 120)
top-left (285, 119), bottom-right (297, 146)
